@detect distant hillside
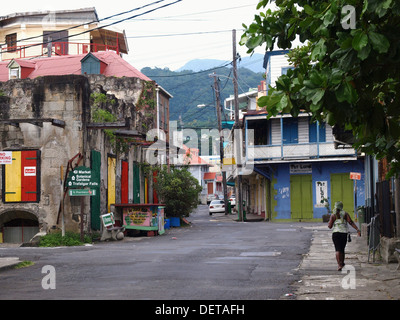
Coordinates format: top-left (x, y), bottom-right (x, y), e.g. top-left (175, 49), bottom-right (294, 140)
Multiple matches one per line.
top-left (175, 53), bottom-right (265, 74)
top-left (141, 66), bottom-right (264, 129)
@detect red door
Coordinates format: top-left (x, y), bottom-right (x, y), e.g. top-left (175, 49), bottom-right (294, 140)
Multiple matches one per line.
top-left (21, 150), bottom-right (38, 202)
top-left (153, 170), bottom-right (158, 203)
top-left (207, 182), bottom-right (213, 195)
top-left (121, 161), bottom-right (129, 203)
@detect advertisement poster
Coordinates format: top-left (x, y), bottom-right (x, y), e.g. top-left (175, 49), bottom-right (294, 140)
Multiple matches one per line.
top-left (315, 181), bottom-right (328, 208)
top-left (123, 206), bottom-right (152, 227)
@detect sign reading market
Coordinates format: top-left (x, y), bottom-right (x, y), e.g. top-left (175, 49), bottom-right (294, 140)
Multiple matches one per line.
top-left (66, 166), bottom-right (99, 196)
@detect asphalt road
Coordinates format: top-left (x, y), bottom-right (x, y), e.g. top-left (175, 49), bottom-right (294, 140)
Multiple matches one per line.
top-left (0, 205), bottom-right (315, 300)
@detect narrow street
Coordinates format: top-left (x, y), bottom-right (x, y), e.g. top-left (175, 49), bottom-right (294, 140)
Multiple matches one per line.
top-left (0, 205), bottom-right (316, 300)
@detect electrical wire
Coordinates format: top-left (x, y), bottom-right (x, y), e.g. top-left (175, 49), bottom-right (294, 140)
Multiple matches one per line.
top-left (127, 29), bottom-right (238, 39)
top-left (0, 0), bottom-right (182, 54)
top-left (0, 0), bottom-right (170, 47)
top-left (147, 60), bottom-right (235, 78)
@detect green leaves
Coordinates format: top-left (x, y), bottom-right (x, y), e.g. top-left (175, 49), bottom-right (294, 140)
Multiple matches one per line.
top-left (156, 166), bottom-right (202, 218)
top-left (335, 81), bottom-right (358, 104)
top-left (245, 35), bottom-right (263, 50)
top-left (310, 39), bottom-right (327, 60)
top-left (258, 88), bottom-right (292, 116)
top-left (368, 31), bottom-right (390, 54)
top-left (241, 0), bottom-right (400, 176)
top-left (349, 28), bottom-right (389, 58)
top-left (352, 29), bottom-right (368, 52)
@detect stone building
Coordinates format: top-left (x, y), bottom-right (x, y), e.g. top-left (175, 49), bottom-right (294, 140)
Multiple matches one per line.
top-left (0, 62), bottom-right (171, 243)
top-left (0, 7), bottom-right (172, 243)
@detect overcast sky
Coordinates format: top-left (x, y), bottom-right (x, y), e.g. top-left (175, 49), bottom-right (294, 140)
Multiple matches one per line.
top-left (4, 0), bottom-right (270, 71)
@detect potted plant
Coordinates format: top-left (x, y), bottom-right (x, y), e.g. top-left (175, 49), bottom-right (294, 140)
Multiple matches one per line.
top-left (155, 166), bottom-right (202, 227)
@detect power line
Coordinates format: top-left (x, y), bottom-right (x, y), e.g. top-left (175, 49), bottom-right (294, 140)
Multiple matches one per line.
top-left (143, 3), bottom-right (258, 19)
top-left (147, 60), bottom-right (235, 78)
top-left (0, 0), bottom-right (182, 54)
top-left (0, 0), bottom-right (171, 48)
top-left (127, 29), bottom-right (238, 39)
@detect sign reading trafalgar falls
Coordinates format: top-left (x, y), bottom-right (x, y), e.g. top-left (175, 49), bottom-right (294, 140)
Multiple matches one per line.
top-left (66, 166), bottom-right (99, 190)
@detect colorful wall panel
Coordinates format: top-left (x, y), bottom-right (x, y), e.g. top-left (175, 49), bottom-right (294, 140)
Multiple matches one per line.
top-left (2, 150), bottom-right (40, 203)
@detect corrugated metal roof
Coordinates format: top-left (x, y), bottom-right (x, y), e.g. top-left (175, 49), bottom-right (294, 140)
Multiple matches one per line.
top-left (0, 51), bottom-right (151, 81)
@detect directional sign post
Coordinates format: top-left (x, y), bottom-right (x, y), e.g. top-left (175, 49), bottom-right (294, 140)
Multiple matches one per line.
top-left (66, 166), bottom-right (99, 188)
top-left (66, 166), bottom-right (100, 241)
top-left (69, 189), bottom-right (97, 197)
top-left (350, 172), bottom-right (361, 222)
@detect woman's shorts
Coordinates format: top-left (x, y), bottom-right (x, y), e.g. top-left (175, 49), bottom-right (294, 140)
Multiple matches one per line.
top-left (332, 232), bottom-right (347, 253)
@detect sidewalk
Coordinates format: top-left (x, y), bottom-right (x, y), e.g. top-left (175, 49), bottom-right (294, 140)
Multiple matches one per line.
top-left (290, 225), bottom-right (400, 300)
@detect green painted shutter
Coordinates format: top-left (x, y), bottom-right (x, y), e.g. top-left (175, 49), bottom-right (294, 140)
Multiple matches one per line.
top-left (331, 173), bottom-right (354, 218)
top-left (132, 162), bottom-right (140, 204)
top-left (290, 175), bottom-right (313, 220)
top-left (90, 150), bottom-right (101, 230)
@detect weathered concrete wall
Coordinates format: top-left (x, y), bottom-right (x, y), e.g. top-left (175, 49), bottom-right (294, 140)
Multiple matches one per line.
top-left (87, 74), bottom-right (155, 135)
top-left (0, 74), bottom-right (156, 236)
top-left (0, 75), bottom-right (89, 232)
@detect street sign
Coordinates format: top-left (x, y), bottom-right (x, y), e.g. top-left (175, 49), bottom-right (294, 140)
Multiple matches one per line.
top-left (66, 166), bottom-right (99, 188)
top-left (0, 151), bottom-right (12, 164)
top-left (350, 172), bottom-right (361, 180)
top-left (68, 189), bottom-right (96, 196)
top-left (101, 213), bottom-right (115, 228)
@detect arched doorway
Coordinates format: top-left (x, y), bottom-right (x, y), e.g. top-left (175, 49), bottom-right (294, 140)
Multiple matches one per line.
top-left (0, 210), bottom-right (39, 243)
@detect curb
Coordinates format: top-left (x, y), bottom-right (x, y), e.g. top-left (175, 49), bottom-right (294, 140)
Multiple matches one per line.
top-left (0, 257), bottom-right (20, 271)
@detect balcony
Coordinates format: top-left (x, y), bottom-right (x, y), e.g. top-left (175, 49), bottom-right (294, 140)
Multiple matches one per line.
top-left (1, 42), bottom-right (121, 60)
top-left (247, 142), bottom-right (357, 163)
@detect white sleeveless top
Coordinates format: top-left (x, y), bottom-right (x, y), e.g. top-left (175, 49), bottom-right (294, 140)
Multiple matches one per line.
top-left (332, 210), bottom-right (348, 233)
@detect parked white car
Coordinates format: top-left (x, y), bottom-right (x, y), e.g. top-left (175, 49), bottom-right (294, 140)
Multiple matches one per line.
top-left (208, 200), bottom-right (225, 215)
top-left (229, 195), bottom-right (236, 206)
top-left (207, 194), bottom-right (218, 204)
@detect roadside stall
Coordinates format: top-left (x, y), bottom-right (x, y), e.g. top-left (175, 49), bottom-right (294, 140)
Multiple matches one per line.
top-left (114, 204), bottom-right (165, 236)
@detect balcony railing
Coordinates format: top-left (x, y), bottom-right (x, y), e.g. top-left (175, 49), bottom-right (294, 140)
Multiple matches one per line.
top-left (247, 142), bottom-right (357, 162)
top-left (1, 42), bottom-right (119, 60)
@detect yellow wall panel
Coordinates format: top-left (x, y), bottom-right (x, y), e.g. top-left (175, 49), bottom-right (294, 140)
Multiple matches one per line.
top-left (5, 151), bottom-right (21, 202)
top-left (107, 157), bottom-right (116, 212)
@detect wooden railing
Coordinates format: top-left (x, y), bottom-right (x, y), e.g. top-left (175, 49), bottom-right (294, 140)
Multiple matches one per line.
top-left (1, 42), bottom-right (119, 60)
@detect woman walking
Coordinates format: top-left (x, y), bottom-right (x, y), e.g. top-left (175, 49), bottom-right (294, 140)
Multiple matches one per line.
top-left (328, 201), bottom-right (361, 271)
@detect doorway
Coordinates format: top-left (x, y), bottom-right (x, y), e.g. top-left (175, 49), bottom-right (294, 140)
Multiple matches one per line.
top-left (330, 173), bottom-right (354, 218)
top-left (0, 211), bottom-right (39, 243)
top-left (290, 174), bottom-right (313, 220)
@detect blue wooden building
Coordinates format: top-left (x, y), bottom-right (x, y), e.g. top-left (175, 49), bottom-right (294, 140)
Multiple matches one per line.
top-left (226, 50), bottom-right (365, 221)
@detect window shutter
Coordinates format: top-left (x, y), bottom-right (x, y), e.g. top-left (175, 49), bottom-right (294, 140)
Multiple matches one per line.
top-left (21, 150), bottom-right (39, 202)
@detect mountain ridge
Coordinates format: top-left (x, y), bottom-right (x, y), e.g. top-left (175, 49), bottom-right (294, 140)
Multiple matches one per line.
top-left (141, 62), bottom-right (265, 128)
top-left (174, 53), bottom-right (265, 74)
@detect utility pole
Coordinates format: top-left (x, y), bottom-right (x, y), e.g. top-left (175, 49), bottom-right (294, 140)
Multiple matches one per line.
top-left (211, 72), bottom-right (229, 215)
top-left (232, 29), bottom-right (244, 221)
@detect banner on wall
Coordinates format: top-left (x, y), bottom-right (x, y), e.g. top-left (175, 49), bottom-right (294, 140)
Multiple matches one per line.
top-left (315, 181), bottom-right (328, 208)
top-left (290, 163), bottom-right (312, 174)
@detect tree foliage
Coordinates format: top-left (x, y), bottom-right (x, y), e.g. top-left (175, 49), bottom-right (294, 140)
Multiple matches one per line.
top-left (241, 0), bottom-right (400, 176)
top-left (141, 66), bottom-right (264, 128)
top-left (155, 166), bottom-right (202, 217)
